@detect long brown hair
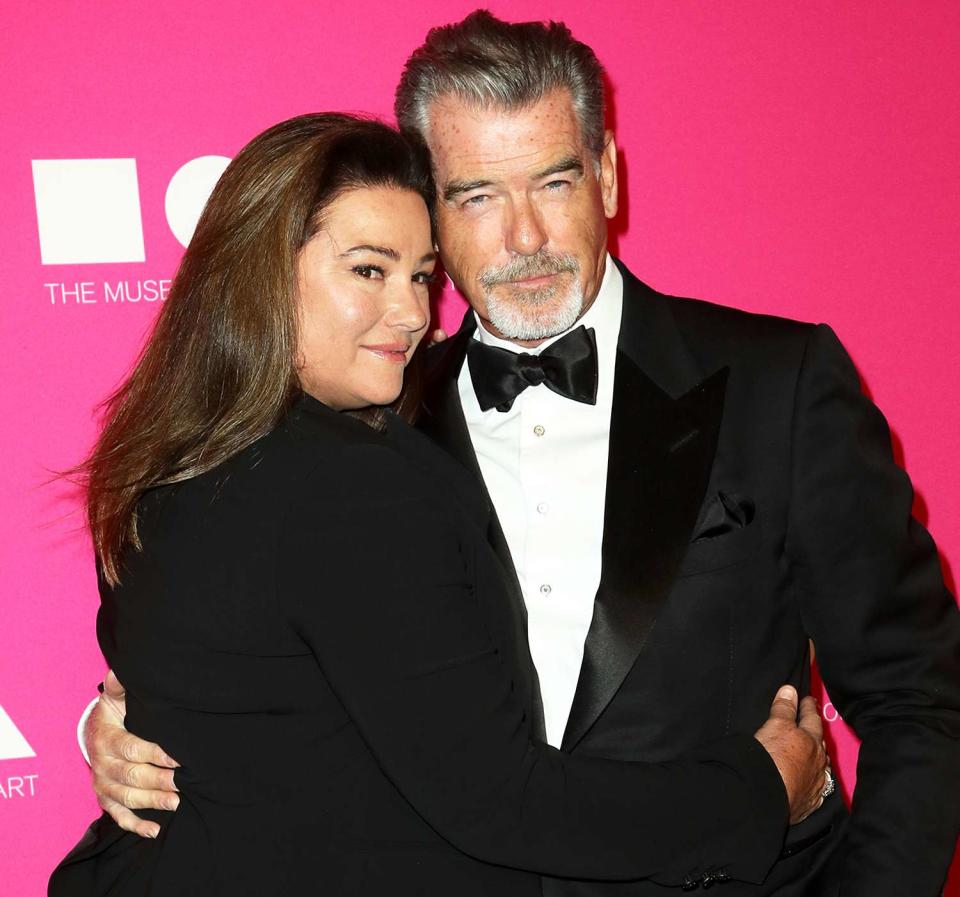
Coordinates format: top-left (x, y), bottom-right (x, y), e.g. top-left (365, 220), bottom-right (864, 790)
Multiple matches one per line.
top-left (82, 114), bottom-right (434, 584)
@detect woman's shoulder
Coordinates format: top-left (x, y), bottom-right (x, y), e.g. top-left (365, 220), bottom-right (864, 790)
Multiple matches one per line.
top-left (281, 392), bottom-right (385, 450)
top-left (137, 394), bottom-right (384, 517)
top-left (268, 396), bottom-right (420, 513)
top-left (284, 400), bottom-right (488, 530)
top-left (385, 413), bottom-right (489, 521)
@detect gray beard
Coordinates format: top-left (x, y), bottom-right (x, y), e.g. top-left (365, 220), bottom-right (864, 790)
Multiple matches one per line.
top-left (477, 250), bottom-right (585, 341)
top-left (485, 280), bottom-right (585, 341)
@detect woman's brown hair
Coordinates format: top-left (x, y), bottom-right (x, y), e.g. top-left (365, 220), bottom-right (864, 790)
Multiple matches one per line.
top-left (81, 113), bottom-right (434, 584)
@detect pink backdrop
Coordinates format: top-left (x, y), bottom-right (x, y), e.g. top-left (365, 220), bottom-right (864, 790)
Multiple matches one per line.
top-left (2, 2), bottom-right (957, 893)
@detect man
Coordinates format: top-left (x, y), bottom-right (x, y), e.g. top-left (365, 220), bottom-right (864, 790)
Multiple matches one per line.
top-left (85, 10), bottom-right (959, 895)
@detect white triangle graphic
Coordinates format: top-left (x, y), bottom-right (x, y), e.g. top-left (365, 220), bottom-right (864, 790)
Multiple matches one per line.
top-left (0, 704), bottom-right (36, 760)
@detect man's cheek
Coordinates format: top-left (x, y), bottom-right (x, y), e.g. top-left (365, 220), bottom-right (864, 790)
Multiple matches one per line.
top-left (444, 243), bottom-right (478, 286)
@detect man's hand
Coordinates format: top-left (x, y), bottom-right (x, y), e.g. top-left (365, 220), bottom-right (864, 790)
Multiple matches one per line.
top-left (85, 670), bottom-right (180, 838)
top-left (753, 685), bottom-right (829, 825)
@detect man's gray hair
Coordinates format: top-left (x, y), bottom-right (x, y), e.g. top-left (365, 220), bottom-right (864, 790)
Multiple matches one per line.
top-left (395, 10), bottom-right (607, 157)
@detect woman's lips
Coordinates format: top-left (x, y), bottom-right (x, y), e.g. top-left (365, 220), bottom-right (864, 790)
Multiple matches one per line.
top-left (363, 344), bottom-right (410, 364)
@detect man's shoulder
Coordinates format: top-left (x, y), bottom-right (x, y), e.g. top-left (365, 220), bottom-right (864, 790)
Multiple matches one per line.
top-left (669, 292), bottom-right (815, 357)
top-left (630, 275), bottom-right (812, 340)
top-left (618, 262), bottom-right (818, 368)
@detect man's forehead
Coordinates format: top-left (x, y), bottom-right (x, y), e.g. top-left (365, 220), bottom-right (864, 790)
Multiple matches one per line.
top-left (426, 90), bottom-right (585, 178)
top-left (436, 141), bottom-right (582, 180)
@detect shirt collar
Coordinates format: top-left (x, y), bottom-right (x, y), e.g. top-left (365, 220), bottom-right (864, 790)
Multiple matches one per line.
top-left (471, 253), bottom-right (623, 356)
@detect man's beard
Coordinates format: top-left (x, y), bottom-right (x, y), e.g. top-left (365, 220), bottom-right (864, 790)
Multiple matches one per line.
top-left (478, 251), bottom-right (583, 341)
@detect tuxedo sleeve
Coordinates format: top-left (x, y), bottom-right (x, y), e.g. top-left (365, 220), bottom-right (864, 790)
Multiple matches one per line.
top-left (278, 439), bottom-right (788, 884)
top-left (787, 324), bottom-right (960, 895)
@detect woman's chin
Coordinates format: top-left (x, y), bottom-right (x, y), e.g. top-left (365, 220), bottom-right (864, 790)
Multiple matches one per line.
top-left (357, 383), bottom-right (403, 409)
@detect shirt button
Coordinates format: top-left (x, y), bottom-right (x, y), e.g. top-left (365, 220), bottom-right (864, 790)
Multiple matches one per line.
top-left (533, 424), bottom-right (546, 437)
top-left (539, 584), bottom-right (552, 595)
top-left (536, 502), bottom-right (549, 514)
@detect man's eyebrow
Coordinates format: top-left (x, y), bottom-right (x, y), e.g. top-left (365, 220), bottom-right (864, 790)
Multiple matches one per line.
top-left (442, 178), bottom-right (495, 202)
top-left (338, 245), bottom-right (400, 261)
top-left (533, 157), bottom-right (584, 180)
top-left (442, 157), bottom-right (585, 201)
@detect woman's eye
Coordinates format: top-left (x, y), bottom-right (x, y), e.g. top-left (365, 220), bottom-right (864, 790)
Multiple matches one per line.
top-left (413, 271), bottom-right (437, 285)
top-left (352, 264), bottom-right (384, 280)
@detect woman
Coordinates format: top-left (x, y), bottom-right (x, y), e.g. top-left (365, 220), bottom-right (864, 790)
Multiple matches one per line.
top-left (51, 114), bottom-right (820, 896)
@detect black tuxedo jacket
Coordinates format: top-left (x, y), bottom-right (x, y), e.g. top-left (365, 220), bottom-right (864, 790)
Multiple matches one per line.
top-left (418, 260), bottom-right (960, 896)
top-left (50, 393), bottom-right (790, 897)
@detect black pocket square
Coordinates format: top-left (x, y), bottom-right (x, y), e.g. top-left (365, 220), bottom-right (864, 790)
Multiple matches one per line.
top-left (692, 490), bottom-right (755, 541)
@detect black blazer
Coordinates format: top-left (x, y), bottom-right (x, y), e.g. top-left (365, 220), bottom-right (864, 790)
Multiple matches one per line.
top-left (418, 259), bottom-right (960, 897)
top-left (50, 393), bottom-right (790, 897)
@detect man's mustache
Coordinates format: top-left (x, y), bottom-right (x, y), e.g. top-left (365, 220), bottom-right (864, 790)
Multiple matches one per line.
top-left (478, 252), bottom-right (580, 289)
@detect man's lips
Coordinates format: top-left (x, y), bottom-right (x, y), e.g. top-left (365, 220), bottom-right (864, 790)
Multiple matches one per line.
top-left (363, 343), bottom-right (411, 363)
top-left (497, 272), bottom-right (561, 288)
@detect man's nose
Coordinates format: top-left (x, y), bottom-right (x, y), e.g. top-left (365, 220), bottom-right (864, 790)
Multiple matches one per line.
top-left (504, 197), bottom-right (547, 256)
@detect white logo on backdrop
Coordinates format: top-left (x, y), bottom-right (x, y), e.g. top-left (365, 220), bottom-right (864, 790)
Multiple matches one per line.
top-left (165, 155), bottom-right (231, 248)
top-left (0, 704), bottom-right (36, 761)
top-left (32, 159), bottom-right (146, 265)
top-left (32, 155), bottom-right (231, 265)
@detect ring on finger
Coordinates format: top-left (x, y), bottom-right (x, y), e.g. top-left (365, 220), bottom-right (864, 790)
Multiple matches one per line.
top-left (820, 767), bottom-right (836, 800)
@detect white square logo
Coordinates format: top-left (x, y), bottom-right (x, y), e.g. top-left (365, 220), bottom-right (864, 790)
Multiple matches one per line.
top-left (32, 158), bottom-right (146, 264)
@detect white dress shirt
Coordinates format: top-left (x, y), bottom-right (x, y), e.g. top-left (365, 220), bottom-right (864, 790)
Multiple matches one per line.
top-left (458, 256), bottom-right (624, 747)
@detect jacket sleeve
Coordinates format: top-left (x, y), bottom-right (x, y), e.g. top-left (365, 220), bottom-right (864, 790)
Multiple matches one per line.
top-left (786, 324), bottom-right (960, 896)
top-left (278, 438), bottom-right (789, 885)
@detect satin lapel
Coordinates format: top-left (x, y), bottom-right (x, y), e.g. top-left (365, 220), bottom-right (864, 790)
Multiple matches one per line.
top-left (418, 320), bottom-right (546, 740)
top-left (561, 265), bottom-right (729, 752)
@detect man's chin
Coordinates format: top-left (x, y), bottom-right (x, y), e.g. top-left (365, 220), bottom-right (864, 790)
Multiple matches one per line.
top-left (491, 313), bottom-right (582, 342)
top-left (486, 295), bottom-right (584, 342)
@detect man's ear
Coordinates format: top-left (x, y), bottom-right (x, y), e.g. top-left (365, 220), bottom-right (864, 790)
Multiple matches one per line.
top-left (599, 130), bottom-right (618, 220)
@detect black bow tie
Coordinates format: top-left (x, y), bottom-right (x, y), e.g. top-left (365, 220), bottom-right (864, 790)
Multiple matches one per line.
top-left (467, 325), bottom-right (599, 413)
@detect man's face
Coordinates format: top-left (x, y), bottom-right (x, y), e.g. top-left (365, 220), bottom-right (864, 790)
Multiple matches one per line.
top-left (426, 89), bottom-right (618, 346)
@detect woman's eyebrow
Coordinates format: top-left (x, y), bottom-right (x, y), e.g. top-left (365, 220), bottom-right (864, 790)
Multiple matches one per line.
top-left (338, 244), bottom-right (401, 261)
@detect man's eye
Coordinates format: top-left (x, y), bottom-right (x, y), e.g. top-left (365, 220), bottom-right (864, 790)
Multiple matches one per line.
top-left (462, 194), bottom-right (488, 208)
top-left (352, 265), bottom-right (384, 279)
top-left (545, 179), bottom-right (571, 191)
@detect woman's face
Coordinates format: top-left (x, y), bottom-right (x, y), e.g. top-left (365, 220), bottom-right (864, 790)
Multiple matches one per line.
top-left (297, 187), bottom-right (435, 410)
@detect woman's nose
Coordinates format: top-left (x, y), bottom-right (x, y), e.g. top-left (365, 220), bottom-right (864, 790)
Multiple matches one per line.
top-left (385, 281), bottom-right (428, 332)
